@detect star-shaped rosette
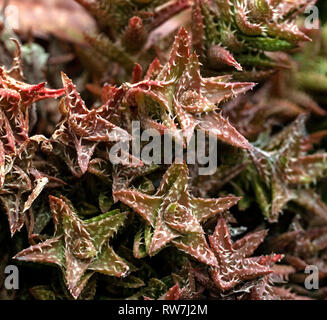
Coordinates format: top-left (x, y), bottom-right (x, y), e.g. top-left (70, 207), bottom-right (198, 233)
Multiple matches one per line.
top-left (249, 114), bottom-right (327, 222)
top-left (127, 28), bottom-right (255, 149)
top-left (14, 195), bottom-right (129, 299)
top-left (51, 73), bottom-right (131, 176)
top-left (114, 162), bottom-right (241, 266)
top-left (206, 217), bottom-right (282, 291)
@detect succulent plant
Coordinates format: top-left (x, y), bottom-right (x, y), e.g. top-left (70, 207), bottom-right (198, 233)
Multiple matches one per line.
top-left (247, 114), bottom-right (327, 223)
top-left (126, 27), bottom-right (256, 147)
top-left (191, 0), bottom-right (316, 79)
top-left (192, 216), bottom-right (282, 295)
top-left (0, 49), bottom-right (65, 236)
top-left (114, 162), bottom-right (240, 264)
top-left (49, 72), bottom-right (132, 177)
top-left (14, 196), bottom-right (130, 299)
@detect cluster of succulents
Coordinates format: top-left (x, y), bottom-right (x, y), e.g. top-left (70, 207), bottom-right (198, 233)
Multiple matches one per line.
top-left (1, 0), bottom-right (327, 301)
